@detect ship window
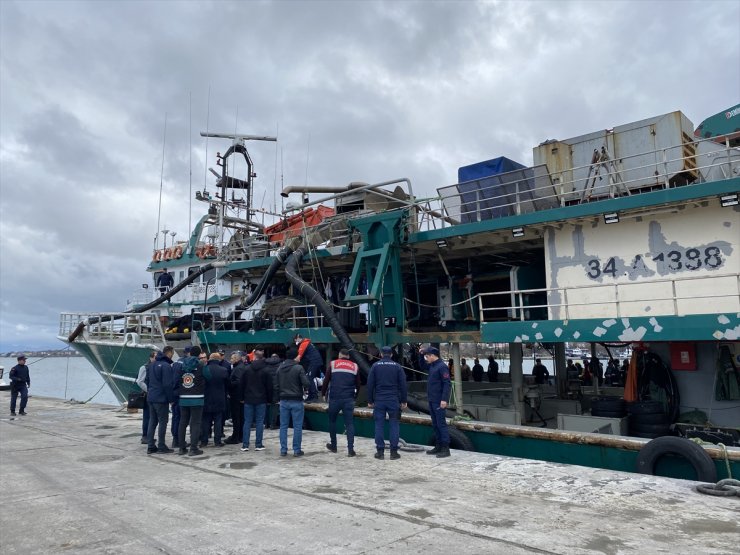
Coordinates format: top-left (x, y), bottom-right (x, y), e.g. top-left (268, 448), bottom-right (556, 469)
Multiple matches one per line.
top-left (202, 268), bottom-right (216, 284)
top-left (179, 271), bottom-right (184, 281)
top-left (188, 266), bottom-right (200, 281)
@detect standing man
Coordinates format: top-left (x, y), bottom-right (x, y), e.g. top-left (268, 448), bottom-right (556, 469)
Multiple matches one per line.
top-left (174, 347), bottom-right (212, 456)
top-left (201, 352), bottom-right (229, 448)
top-left (240, 346), bottom-right (273, 452)
top-left (156, 268), bottom-right (174, 297)
top-left (146, 346), bottom-right (176, 454)
top-left (366, 346), bottom-right (407, 460)
top-left (264, 349), bottom-right (283, 429)
top-left (170, 346), bottom-right (190, 448)
top-left (472, 358), bottom-right (484, 382)
top-left (424, 346), bottom-right (452, 458)
top-left (275, 345), bottom-right (310, 457)
top-left (9, 354), bottom-right (30, 416)
top-left (487, 355), bottom-right (499, 382)
top-left (322, 348), bottom-right (360, 457)
top-left (532, 358), bottom-right (550, 385)
top-left (225, 351), bottom-right (246, 444)
top-left (136, 352), bottom-right (156, 444)
top-left (460, 358), bottom-right (472, 381)
top-left (294, 334), bottom-right (322, 401)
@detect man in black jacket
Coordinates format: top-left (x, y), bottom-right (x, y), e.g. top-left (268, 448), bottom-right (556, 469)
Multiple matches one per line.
top-left (275, 346), bottom-right (310, 456)
top-left (201, 353), bottom-right (229, 447)
top-left (9, 355), bottom-right (30, 416)
top-left (239, 347), bottom-right (273, 451)
top-left (225, 351), bottom-right (247, 444)
top-left (264, 350), bottom-right (282, 429)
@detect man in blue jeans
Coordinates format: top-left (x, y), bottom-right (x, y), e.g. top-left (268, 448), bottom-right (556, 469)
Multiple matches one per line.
top-left (322, 348), bottom-right (361, 457)
top-left (367, 346), bottom-right (407, 460)
top-left (275, 345), bottom-right (310, 456)
top-left (239, 347), bottom-right (273, 452)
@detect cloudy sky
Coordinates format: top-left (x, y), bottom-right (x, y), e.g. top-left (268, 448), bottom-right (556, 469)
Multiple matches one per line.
top-left (0, 0), bottom-right (737, 350)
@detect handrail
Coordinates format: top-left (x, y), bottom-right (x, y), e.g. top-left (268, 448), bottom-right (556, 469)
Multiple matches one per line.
top-left (477, 271), bottom-right (740, 321)
top-left (430, 132), bottom-right (737, 230)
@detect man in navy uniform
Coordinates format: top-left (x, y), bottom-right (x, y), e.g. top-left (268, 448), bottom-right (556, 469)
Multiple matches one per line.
top-left (9, 355), bottom-right (30, 416)
top-left (423, 346), bottom-right (452, 458)
top-left (366, 346), bottom-right (407, 460)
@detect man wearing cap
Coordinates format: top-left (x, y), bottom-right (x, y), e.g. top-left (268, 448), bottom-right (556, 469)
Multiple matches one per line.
top-left (366, 346), bottom-right (407, 460)
top-left (423, 346), bottom-right (452, 458)
top-left (156, 268), bottom-right (174, 297)
top-left (322, 348), bottom-right (361, 457)
top-left (9, 355), bottom-right (31, 416)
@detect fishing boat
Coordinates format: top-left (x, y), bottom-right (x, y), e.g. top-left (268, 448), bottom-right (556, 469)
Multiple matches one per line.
top-left (59, 106), bottom-right (740, 480)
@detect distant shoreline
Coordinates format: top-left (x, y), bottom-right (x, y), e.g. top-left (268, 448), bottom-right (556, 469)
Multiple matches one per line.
top-left (1, 350), bottom-right (83, 358)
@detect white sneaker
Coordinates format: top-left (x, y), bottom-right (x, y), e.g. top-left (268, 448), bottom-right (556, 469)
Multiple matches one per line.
top-left (255, 446), bottom-right (265, 451)
top-left (240, 446), bottom-right (249, 452)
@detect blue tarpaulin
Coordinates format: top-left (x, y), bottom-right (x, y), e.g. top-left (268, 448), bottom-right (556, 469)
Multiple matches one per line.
top-left (458, 156), bottom-right (526, 183)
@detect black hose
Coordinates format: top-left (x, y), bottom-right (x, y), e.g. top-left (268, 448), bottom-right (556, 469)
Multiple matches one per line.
top-left (67, 263), bottom-right (216, 342)
top-left (284, 245), bottom-right (371, 375)
top-left (238, 243), bottom-right (295, 309)
top-left (130, 263), bottom-right (216, 314)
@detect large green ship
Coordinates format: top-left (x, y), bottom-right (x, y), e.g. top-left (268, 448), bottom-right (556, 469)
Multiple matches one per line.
top-left (59, 106), bottom-right (740, 481)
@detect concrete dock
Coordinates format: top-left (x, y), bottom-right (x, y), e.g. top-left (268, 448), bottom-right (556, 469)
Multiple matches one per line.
top-left (1, 397), bottom-right (738, 554)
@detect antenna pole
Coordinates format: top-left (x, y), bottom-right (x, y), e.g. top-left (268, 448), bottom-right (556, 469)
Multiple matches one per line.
top-left (156, 113), bottom-right (168, 250)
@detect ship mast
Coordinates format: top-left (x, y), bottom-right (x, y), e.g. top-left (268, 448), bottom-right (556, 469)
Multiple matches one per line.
top-left (199, 132), bottom-right (277, 240)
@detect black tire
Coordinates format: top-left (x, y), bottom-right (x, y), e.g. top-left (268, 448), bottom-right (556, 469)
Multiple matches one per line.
top-left (632, 431), bottom-right (663, 439)
top-left (630, 423), bottom-right (672, 434)
top-left (591, 397), bottom-right (626, 412)
top-left (591, 410), bottom-right (627, 418)
top-left (635, 436), bottom-right (717, 482)
top-left (627, 401), bottom-right (664, 415)
top-left (429, 428), bottom-right (475, 451)
top-left (629, 413), bottom-right (670, 425)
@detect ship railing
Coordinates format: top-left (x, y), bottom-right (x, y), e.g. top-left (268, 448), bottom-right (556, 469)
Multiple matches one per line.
top-left (217, 218), bottom-right (357, 261)
top-left (59, 312), bottom-right (166, 343)
top-left (429, 133), bottom-right (738, 230)
top-left (198, 303), bottom-right (326, 333)
top-left (478, 271), bottom-right (740, 322)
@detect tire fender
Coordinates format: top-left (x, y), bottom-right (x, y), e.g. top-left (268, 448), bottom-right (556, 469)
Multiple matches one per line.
top-left (635, 436), bottom-right (717, 482)
top-left (429, 427), bottom-right (475, 451)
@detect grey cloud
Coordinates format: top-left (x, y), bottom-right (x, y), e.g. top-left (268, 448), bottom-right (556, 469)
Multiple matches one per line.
top-left (1, 0), bottom-right (738, 348)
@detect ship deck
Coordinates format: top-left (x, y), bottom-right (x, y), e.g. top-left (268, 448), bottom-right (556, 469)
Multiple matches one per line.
top-left (1, 397), bottom-right (738, 554)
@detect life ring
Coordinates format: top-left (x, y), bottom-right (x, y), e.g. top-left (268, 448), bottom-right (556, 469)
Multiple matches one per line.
top-left (635, 436), bottom-right (717, 482)
top-left (173, 245), bottom-right (183, 259)
top-left (195, 246), bottom-right (204, 258)
top-left (204, 244), bottom-right (217, 257)
top-left (152, 250), bottom-right (161, 262)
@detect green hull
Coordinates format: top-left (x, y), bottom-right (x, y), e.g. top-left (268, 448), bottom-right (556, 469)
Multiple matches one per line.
top-left (61, 340), bottom-right (152, 403)
top-left (304, 408), bottom-right (739, 481)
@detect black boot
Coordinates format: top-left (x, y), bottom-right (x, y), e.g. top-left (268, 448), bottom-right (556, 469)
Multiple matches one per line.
top-left (436, 446), bottom-right (451, 458)
top-left (390, 450), bottom-right (400, 460)
top-left (426, 444), bottom-right (441, 455)
top-left (374, 450), bottom-right (384, 460)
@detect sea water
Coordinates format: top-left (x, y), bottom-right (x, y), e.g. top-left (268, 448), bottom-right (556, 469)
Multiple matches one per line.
top-left (0, 356), bottom-right (119, 407)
